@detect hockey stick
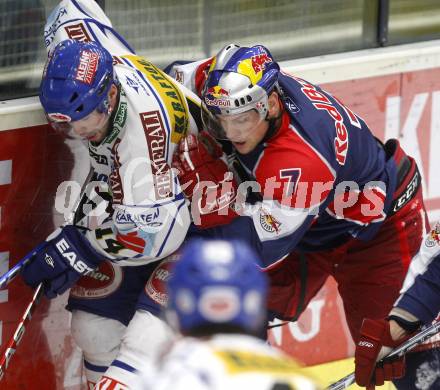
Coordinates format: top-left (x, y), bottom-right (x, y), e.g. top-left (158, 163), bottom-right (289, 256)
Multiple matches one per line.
top-left (326, 320), bottom-right (440, 390)
top-left (0, 243), bottom-right (47, 290)
top-left (0, 168), bottom-right (96, 381)
top-left (0, 282), bottom-right (43, 381)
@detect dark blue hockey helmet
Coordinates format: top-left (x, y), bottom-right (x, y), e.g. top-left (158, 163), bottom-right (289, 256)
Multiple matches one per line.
top-left (40, 39), bottom-right (113, 125)
top-left (166, 238), bottom-right (268, 334)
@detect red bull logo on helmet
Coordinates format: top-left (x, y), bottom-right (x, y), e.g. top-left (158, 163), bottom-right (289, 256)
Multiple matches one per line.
top-left (206, 86), bottom-right (230, 98)
top-left (237, 49), bottom-right (273, 85)
top-left (205, 85), bottom-right (231, 108)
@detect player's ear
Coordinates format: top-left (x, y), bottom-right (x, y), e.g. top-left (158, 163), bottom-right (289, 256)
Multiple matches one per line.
top-left (108, 84), bottom-right (118, 112)
top-left (109, 83), bottom-right (118, 100)
top-left (267, 91), bottom-right (280, 117)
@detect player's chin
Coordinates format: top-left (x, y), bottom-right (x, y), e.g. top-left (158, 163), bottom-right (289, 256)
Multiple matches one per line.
top-left (232, 140), bottom-right (254, 154)
top-left (85, 130), bottom-right (105, 142)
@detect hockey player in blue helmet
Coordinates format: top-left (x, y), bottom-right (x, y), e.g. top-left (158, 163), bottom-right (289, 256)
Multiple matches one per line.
top-left (40, 39), bottom-right (116, 142)
top-left (133, 238), bottom-right (322, 389)
top-left (21, 1), bottom-right (204, 387)
top-left (167, 238), bottom-right (268, 336)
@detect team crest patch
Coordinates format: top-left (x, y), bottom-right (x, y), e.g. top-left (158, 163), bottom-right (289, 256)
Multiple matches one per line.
top-left (425, 223), bottom-right (440, 247)
top-left (70, 261), bottom-right (123, 299)
top-left (145, 254), bottom-right (180, 306)
top-left (259, 208), bottom-right (281, 234)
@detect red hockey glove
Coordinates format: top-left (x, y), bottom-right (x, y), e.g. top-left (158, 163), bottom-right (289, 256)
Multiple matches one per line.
top-left (172, 132), bottom-right (238, 228)
top-left (355, 318), bottom-right (410, 389)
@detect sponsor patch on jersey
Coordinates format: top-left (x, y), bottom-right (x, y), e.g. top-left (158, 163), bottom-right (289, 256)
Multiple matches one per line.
top-left (114, 101), bottom-right (128, 128)
top-left (70, 261), bottom-right (123, 299)
top-left (95, 376), bottom-right (129, 390)
top-left (103, 92), bottom-right (127, 144)
top-left (124, 55), bottom-right (189, 143)
top-left (65, 23), bottom-right (92, 42)
top-left (110, 139), bottom-right (124, 205)
top-left (115, 208), bottom-right (164, 232)
top-left (259, 208), bottom-right (282, 234)
top-left (145, 254), bottom-right (179, 306)
top-left (425, 223), bottom-right (440, 247)
top-left (75, 50), bottom-right (99, 85)
top-left (140, 110), bottom-right (174, 200)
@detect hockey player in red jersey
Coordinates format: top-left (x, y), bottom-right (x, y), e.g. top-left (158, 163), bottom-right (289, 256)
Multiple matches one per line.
top-left (170, 43), bottom-right (437, 389)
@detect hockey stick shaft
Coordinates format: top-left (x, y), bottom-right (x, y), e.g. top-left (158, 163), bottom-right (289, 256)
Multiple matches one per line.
top-left (0, 243), bottom-right (47, 290)
top-left (326, 320), bottom-right (440, 390)
top-left (0, 169), bottom-right (96, 380)
top-left (0, 282), bottom-right (43, 381)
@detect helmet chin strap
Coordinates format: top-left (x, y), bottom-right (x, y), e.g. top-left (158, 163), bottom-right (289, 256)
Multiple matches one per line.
top-left (261, 101), bottom-right (283, 144)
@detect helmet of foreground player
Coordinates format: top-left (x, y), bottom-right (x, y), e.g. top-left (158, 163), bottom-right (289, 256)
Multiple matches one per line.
top-left (201, 43), bottom-right (279, 140)
top-left (166, 239), bottom-right (268, 335)
top-left (40, 39), bottom-right (113, 129)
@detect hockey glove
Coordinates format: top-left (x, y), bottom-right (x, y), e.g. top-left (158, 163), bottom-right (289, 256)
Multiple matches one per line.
top-left (172, 132), bottom-right (238, 228)
top-left (355, 318), bottom-right (413, 389)
top-left (21, 225), bottom-right (104, 298)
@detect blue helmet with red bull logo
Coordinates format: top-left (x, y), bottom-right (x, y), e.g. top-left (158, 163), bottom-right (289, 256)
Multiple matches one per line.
top-left (40, 39), bottom-right (114, 126)
top-left (166, 238), bottom-right (268, 335)
top-left (201, 43), bottom-right (280, 139)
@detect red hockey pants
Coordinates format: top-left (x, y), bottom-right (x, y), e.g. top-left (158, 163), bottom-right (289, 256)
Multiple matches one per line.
top-left (267, 183), bottom-right (427, 343)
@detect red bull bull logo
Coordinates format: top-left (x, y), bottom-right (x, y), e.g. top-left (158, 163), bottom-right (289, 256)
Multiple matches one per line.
top-left (205, 85), bottom-right (231, 108)
top-left (238, 50), bottom-right (273, 85)
top-left (251, 53), bottom-right (273, 73)
top-left (207, 86), bottom-right (230, 98)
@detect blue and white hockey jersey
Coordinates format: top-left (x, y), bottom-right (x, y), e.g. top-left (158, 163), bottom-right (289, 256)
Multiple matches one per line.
top-left (45, 0), bottom-right (202, 265)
